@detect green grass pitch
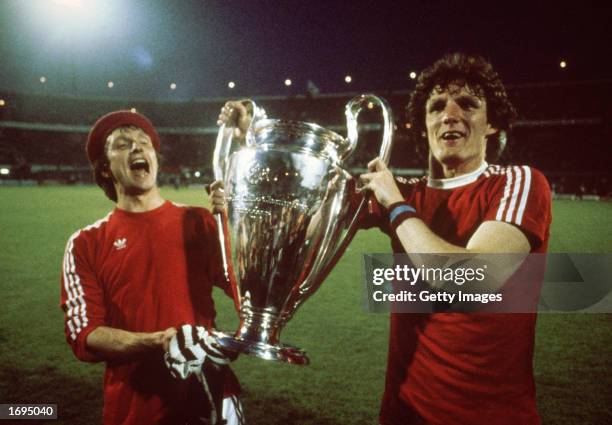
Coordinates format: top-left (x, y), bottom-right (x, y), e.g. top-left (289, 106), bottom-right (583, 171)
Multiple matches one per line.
top-left (0, 186), bottom-right (610, 424)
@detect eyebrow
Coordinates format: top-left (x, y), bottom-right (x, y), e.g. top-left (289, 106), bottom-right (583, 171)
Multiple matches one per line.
top-left (426, 93), bottom-right (482, 107)
top-left (426, 97), bottom-right (446, 109)
top-left (458, 93), bottom-right (480, 100)
top-left (427, 96), bottom-right (445, 104)
top-left (112, 134), bottom-right (151, 144)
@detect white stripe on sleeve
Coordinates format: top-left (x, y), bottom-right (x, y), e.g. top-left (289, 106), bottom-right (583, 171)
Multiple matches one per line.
top-left (62, 213), bottom-right (111, 341)
top-left (515, 166), bottom-right (532, 225)
top-left (495, 166), bottom-right (514, 221)
top-left (63, 231), bottom-right (87, 341)
top-left (504, 166), bottom-right (523, 222)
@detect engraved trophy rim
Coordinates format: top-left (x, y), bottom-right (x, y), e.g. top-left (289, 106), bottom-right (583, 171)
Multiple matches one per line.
top-left (249, 118), bottom-right (352, 160)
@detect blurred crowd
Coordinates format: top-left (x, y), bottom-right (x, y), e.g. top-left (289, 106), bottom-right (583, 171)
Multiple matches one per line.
top-left (0, 80), bottom-right (610, 198)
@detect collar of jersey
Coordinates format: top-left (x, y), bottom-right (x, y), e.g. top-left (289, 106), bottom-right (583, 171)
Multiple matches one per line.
top-left (427, 161), bottom-right (488, 189)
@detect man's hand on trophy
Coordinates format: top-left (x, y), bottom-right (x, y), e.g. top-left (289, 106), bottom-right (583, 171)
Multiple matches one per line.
top-left (358, 157), bottom-right (404, 209)
top-left (217, 100), bottom-right (251, 139)
top-left (206, 180), bottom-right (227, 214)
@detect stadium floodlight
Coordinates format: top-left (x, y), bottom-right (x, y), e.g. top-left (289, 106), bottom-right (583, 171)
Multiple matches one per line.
top-left (130, 108), bottom-right (137, 113)
top-left (409, 71), bottom-right (417, 79)
top-left (0, 99), bottom-right (5, 107)
top-left (19, 1), bottom-right (113, 95)
top-left (0, 168), bottom-right (10, 176)
top-left (560, 60), bottom-right (567, 69)
top-left (107, 81), bottom-right (114, 88)
top-left (345, 75), bottom-right (352, 83)
top-left (170, 83), bottom-right (177, 90)
top-left (40, 76), bottom-right (47, 83)
top-left (284, 79), bottom-right (292, 87)
top-left (29, 0), bottom-right (109, 34)
top-left (228, 81), bottom-right (236, 89)
top-left (194, 171), bottom-right (201, 178)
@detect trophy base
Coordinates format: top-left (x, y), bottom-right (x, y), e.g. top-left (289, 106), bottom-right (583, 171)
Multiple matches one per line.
top-left (212, 331), bottom-right (310, 365)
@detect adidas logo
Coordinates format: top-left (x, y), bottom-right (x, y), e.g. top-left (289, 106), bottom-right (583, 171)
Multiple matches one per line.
top-left (113, 238), bottom-right (127, 250)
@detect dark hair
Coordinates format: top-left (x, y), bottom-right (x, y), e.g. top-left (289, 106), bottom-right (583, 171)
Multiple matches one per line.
top-left (93, 156), bottom-right (117, 202)
top-left (406, 52), bottom-right (517, 161)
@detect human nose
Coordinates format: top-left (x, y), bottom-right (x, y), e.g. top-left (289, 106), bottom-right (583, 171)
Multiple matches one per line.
top-left (129, 141), bottom-right (142, 153)
top-left (442, 100), bottom-right (462, 124)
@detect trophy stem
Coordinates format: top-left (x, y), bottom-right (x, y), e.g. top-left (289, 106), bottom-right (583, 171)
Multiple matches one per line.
top-left (213, 309), bottom-right (309, 365)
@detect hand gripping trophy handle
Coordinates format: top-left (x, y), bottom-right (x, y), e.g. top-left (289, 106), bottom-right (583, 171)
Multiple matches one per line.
top-left (211, 95), bottom-right (393, 364)
top-left (285, 94), bottom-right (394, 314)
top-left (212, 100), bottom-right (264, 306)
top-left (329, 94), bottom-right (394, 261)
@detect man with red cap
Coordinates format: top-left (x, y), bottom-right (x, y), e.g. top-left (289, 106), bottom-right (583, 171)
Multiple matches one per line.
top-left (60, 111), bottom-right (245, 425)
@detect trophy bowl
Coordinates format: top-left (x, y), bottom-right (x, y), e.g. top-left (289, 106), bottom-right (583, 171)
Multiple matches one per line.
top-left (212, 95), bottom-right (393, 364)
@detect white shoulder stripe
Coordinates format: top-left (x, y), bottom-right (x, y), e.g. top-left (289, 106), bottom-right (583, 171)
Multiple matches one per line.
top-left (484, 164), bottom-right (502, 177)
top-left (494, 165), bottom-right (533, 226)
top-left (515, 166), bottom-right (532, 225)
top-left (495, 166), bottom-right (514, 221)
top-left (83, 212), bottom-right (113, 231)
top-left (62, 212), bottom-right (112, 341)
top-left (504, 166), bottom-right (523, 222)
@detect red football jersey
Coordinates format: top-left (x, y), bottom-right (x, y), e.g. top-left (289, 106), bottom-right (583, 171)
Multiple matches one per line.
top-left (362, 163), bottom-right (552, 425)
top-left (60, 201), bottom-right (238, 425)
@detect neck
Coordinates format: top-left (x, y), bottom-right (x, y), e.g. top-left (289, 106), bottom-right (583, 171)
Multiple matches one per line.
top-left (429, 154), bottom-right (485, 179)
top-left (115, 187), bottom-right (165, 212)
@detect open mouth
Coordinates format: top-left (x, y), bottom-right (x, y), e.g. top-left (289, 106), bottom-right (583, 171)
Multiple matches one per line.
top-left (129, 158), bottom-right (150, 174)
top-left (440, 130), bottom-right (466, 141)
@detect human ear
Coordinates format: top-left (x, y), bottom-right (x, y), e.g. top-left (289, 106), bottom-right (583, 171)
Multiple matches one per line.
top-left (486, 125), bottom-right (498, 136)
top-left (100, 161), bottom-right (111, 179)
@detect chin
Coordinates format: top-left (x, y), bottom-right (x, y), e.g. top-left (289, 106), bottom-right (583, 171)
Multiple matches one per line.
top-left (438, 154), bottom-right (464, 168)
top-left (125, 184), bottom-right (155, 196)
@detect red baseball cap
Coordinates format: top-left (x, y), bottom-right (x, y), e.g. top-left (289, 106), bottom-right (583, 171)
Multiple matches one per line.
top-left (86, 110), bottom-right (161, 164)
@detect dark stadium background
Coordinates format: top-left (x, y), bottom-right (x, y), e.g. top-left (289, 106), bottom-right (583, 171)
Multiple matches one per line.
top-left (0, 1), bottom-right (611, 424)
top-left (0, 0), bottom-right (610, 195)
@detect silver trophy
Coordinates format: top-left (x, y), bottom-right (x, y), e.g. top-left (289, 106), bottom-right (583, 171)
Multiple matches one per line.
top-left (212, 94), bottom-right (393, 364)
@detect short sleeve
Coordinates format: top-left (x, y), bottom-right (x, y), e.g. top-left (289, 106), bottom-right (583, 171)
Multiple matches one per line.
top-left (484, 166), bottom-right (552, 249)
top-left (60, 231), bottom-right (106, 362)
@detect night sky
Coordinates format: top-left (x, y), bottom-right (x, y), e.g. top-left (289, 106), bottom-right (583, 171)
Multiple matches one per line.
top-left (0, 0), bottom-right (610, 100)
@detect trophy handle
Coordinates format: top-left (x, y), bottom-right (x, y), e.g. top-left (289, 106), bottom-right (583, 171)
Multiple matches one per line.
top-left (213, 99), bottom-right (264, 178)
top-left (286, 95), bottom-right (394, 315)
top-left (345, 94), bottom-right (394, 163)
top-left (316, 94), bottom-right (394, 274)
top-left (212, 99), bottom-right (264, 310)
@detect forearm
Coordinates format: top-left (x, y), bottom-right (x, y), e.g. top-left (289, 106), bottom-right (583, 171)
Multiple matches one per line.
top-left (395, 217), bottom-right (468, 254)
top-left (393, 218), bottom-right (529, 295)
top-left (86, 326), bottom-right (172, 361)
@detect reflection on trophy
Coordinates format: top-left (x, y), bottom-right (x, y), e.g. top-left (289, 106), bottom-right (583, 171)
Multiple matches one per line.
top-left (212, 95), bottom-right (393, 364)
